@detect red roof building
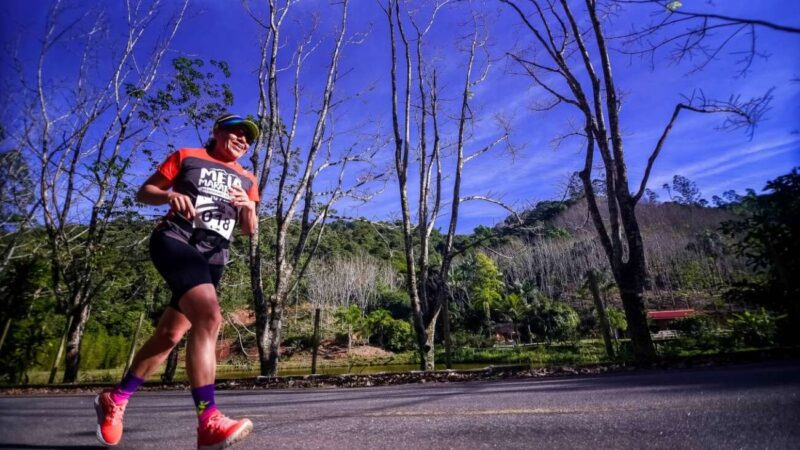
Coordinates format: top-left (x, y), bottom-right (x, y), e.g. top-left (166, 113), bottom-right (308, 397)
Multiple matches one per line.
top-left (647, 309), bottom-right (696, 330)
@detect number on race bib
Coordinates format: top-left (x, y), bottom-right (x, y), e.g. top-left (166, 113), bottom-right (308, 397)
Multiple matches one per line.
top-left (193, 194), bottom-right (237, 240)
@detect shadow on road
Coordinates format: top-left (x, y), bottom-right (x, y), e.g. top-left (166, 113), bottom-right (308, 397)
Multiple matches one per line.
top-left (0, 445), bottom-right (105, 449)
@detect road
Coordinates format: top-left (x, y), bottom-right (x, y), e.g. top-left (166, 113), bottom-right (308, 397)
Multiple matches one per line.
top-left (1, 361), bottom-right (798, 449)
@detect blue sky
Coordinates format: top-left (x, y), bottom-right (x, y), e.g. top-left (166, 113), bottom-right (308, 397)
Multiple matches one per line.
top-left (2, 0), bottom-right (798, 233)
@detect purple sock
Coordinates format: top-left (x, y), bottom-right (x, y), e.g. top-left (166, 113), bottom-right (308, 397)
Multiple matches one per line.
top-left (110, 371), bottom-right (144, 404)
top-left (191, 384), bottom-right (218, 424)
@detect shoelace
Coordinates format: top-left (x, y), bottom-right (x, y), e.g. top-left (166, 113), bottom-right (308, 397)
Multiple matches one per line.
top-left (107, 401), bottom-right (127, 424)
top-left (205, 413), bottom-right (236, 433)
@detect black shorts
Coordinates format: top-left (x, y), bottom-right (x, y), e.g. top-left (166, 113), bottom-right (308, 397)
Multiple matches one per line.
top-left (149, 229), bottom-right (224, 311)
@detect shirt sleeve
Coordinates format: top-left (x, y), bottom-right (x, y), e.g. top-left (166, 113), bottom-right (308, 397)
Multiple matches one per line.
top-left (246, 174), bottom-right (260, 202)
top-left (157, 150), bottom-right (182, 182)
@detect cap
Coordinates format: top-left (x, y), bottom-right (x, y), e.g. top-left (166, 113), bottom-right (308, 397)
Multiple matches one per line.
top-left (213, 114), bottom-right (260, 144)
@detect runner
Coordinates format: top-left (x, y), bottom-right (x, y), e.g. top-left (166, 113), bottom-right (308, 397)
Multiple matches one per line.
top-left (94, 114), bottom-right (260, 449)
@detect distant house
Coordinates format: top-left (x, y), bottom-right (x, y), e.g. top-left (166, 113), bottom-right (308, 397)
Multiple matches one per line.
top-left (647, 309), bottom-right (695, 330)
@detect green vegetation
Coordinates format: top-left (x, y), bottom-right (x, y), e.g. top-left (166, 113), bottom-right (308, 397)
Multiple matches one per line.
top-left (1, 170), bottom-right (798, 384)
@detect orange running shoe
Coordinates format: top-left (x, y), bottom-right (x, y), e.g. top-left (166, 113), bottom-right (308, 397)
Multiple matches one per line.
top-left (94, 389), bottom-right (127, 446)
top-left (197, 410), bottom-right (253, 450)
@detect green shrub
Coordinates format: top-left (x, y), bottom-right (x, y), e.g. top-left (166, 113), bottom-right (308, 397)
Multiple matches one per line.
top-left (671, 315), bottom-right (717, 338)
top-left (525, 299), bottom-right (579, 343)
top-left (605, 307), bottom-right (627, 335)
top-left (451, 330), bottom-right (493, 348)
top-left (383, 319), bottom-right (414, 352)
top-left (656, 315), bottom-right (726, 354)
top-left (79, 329), bottom-right (129, 371)
top-left (373, 287), bottom-right (411, 320)
top-left (729, 308), bottom-right (784, 348)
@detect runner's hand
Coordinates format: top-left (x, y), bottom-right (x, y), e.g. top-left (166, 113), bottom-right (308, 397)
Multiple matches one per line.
top-left (167, 192), bottom-right (195, 219)
top-left (229, 186), bottom-right (255, 211)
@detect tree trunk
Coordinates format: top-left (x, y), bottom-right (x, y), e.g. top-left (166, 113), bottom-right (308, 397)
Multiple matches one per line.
top-left (62, 302), bottom-right (91, 383)
top-left (443, 293), bottom-right (452, 369)
top-left (249, 237), bottom-right (271, 376)
top-left (0, 318), bottom-right (11, 353)
top-left (422, 313), bottom-right (439, 371)
top-left (587, 269), bottom-right (615, 360)
top-left (311, 308), bottom-right (321, 375)
top-left (124, 310), bottom-right (146, 374)
top-left (617, 265), bottom-right (656, 361)
top-left (161, 341), bottom-right (180, 383)
top-left (48, 315), bottom-right (73, 384)
top-left (265, 298), bottom-right (284, 377)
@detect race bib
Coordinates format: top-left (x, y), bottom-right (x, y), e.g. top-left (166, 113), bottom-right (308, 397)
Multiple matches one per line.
top-left (193, 194), bottom-right (237, 240)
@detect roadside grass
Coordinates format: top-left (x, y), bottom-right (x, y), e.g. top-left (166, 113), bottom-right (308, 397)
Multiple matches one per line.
top-left (17, 337), bottom-right (793, 385)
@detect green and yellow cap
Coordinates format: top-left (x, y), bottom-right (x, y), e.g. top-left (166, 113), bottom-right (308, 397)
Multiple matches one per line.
top-left (214, 113), bottom-right (260, 144)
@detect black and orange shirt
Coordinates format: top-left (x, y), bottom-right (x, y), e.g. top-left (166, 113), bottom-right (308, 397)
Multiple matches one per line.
top-left (156, 148), bottom-right (259, 265)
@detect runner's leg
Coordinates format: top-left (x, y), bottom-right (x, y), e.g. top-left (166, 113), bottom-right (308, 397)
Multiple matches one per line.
top-left (180, 283), bottom-right (221, 388)
top-left (178, 283), bottom-right (253, 449)
top-left (127, 307), bottom-right (192, 379)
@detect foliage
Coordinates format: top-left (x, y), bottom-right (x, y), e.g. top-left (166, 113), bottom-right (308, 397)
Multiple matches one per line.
top-left (79, 329), bottom-right (130, 371)
top-left (1, 169), bottom-right (794, 383)
top-left (676, 258), bottom-right (717, 290)
top-left (450, 330), bottom-right (495, 349)
top-left (382, 319), bottom-right (415, 352)
top-left (664, 314), bottom-right (723, 352)
top-left (665, 175), bottom-right (707, 206)
top-left (605, 307), bottom-right (628, 333)
top-left (729, 309), bottom-right (783, 348)
top-left (363, 309), bottom-right (415, 352)
top-left (372, 287), bottom-right (411, 320)
top-left (0, 149), bottom-right (35, 225)
top-left (496, 293), bottom-right (527, 325)
top-left (468, 253), bottom-right (504, 326)
top-left (334, 305), bottom-right (366, 336)
top-left (671, 315), bottom-right (717, 338)
top-left (524, 296), bottom-right (579, 343)
top-left (721, 169), bottom-right (800, 323)
top-left (0, 255), bottom-right (54, 383)
top-left (140, 57), bottom-right (234, 147)
top-left (365, 309), bottom-right (393, 346)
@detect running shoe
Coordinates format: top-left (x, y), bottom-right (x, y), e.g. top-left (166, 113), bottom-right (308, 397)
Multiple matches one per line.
top-left (197, 410), bottom-right (253, 450)
top-left (94, 389), bottom-right (127, 446)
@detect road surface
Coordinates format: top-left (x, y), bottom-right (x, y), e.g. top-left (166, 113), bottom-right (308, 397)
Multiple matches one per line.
top-left (1, 361), bottom-right (798, 449)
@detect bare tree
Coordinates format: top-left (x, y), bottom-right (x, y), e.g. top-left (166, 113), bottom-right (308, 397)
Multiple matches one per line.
top-left (246, 0), bottom-right (382, 376)
top-left (500, 0), bottom-right (767, 360)
top-left (306, 253), bottom-right (388, 362)
top-left (306, 259), bottom-right (340, 374)
top-left (610, 0), bottom-right (800, 76)
top-left (11, 0), bottom-right (189, 382)
top-left (0, 149), bottom-right (40, 276)
top-left (384, 0), bottom-right (516, 370)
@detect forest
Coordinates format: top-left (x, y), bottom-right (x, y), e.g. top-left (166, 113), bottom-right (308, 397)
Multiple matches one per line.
top-left (0, 0), bottom-right (798, 384)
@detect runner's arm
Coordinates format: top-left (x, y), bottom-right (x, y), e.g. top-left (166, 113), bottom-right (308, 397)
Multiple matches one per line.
top-left (137, 172), bottom-right (196, 219)
top-left (229, 185), bottom-right (258, 236)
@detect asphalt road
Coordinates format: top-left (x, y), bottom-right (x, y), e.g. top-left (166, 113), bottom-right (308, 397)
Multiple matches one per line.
top-left (1, 361), bottom-right (798, 450)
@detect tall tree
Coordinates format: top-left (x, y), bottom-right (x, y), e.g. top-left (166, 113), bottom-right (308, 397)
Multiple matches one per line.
top-left (383, 0), bottom-right (516, 370)
top-left (246, 0), bottom-right (379, 376)
top-left (500, 0), bottom-right (767, 360)
top-left (8, 0), bottom-right (190, 382)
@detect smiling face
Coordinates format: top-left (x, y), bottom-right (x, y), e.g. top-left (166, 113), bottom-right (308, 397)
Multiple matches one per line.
top-left (212, 125), bottom-right (250, 162)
